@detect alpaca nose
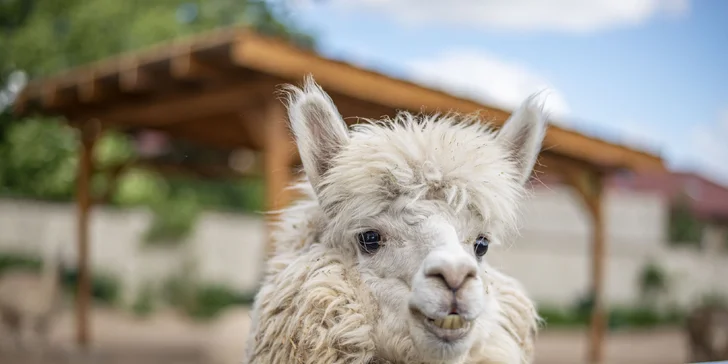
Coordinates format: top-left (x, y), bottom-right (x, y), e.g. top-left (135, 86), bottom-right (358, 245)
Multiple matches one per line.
top-left (425, 253), bottom-right (478, 291)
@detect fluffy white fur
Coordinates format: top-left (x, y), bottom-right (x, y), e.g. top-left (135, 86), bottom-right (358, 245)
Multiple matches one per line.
top-left (243, 75), bottom-right (547, 364)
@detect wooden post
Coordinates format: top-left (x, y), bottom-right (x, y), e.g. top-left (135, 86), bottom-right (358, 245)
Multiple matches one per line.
top-left (582, 172), bottom-right (605, 364)
top-left (541, 154), bottom-right (607, 364)
top-left (561, 166), bottom-right (606, 364)
top-left (262, 99), bottom-right (293, 259)
top-left (75, 119), bottom-right (101, 349)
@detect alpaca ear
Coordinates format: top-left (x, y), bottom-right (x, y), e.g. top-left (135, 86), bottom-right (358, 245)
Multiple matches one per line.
top-left (496, 94), bottom-right (548, 185)
top-left (284, 75), bottom-right (350, 193)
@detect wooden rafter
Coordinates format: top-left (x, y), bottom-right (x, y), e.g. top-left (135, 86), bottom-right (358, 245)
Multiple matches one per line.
top-left (119, 66), bottom-right (155, 93)
top-left (78, 73), bottom-right (117, 104)
top-left (74, 80), bottom-right (274, 128)
top-left (170, 50), bottom-right (223, 81)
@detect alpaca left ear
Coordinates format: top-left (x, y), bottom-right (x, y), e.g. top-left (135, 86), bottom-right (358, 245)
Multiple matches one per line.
top-left (283, 75), bottom-right (350, 195)
top-left (496, 94), bottom-right (548, 185)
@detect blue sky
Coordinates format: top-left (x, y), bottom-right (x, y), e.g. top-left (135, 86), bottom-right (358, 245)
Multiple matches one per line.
top-left (281, 0), bottom-right (728, 185)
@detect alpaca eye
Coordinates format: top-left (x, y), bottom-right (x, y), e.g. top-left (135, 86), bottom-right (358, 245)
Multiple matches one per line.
top-left (474, 235), bottom-right (490, 257)
top-left (357, 230), bottom-right (382, 254)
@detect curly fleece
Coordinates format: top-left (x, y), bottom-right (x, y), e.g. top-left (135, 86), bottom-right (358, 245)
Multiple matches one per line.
top-left (243, 181), bottom-right (541, 364)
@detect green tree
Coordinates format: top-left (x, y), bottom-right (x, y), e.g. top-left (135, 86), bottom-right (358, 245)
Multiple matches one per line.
top-left (0, 0), bottom-right (314, 237)
top-left (1, 0), bottom-right (315, 79)
top-left (637, 260), bottom-right (669, 308)
top-left (668, 194), bottom-right (703, 245)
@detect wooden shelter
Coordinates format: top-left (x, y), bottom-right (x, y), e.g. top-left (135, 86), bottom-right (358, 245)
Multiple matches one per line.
top-left (12, 26), bottom-right (665, 364)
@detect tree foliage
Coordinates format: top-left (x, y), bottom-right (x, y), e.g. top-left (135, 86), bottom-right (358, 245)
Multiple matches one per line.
top-left (637, 260), bottom-right (669, 308)
top-left (0, 0), bottom-right (313, 240)
top-left (0, 116), bottom-right (78, 200)
top-left (668, 193), bottom-right (704, 245)
top-left (1, 0), bottom-right (315, 79)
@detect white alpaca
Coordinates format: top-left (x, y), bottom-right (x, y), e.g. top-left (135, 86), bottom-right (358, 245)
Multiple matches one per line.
top-left (244, 76), bottom-right (547, 364)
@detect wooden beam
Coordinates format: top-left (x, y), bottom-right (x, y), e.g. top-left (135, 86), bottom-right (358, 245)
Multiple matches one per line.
top-left (536, 152), bottom-right (613, 181)
top-left (331, 92), bottom-right (398, 123)
top-left (170, 52), bottom-right (221, 80)
top-left (78, 74), bottom-right (117, 104)
top-left (75, 119), bottom-right (101, 350)
top-left (41, 84), bottom-right (76, 110)
top-left (152, 113), bottom-right (254, 150)
top-left (80, 81), bottom-right (272, 128)
top-left (119, 66), bottom-right (154, 93)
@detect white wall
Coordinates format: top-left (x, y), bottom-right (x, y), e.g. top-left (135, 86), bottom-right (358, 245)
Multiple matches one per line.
top-left (0, 184), bottom-right (726, 309)
top-left (491, 185), bottom-right (728, 308)
top-left (0, 199), bottom-right (267, 305)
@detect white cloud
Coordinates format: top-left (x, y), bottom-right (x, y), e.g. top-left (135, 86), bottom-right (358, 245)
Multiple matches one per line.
top-left (403, 49), bottom-right (571, 119)
top-left (685, 109), bottom-right (728, 185)
top-left (298, 0), bottom-right (690, 33)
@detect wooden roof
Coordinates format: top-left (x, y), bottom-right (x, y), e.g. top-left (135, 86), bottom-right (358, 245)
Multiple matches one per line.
top-left (12, 26), bottom-right (665, 173)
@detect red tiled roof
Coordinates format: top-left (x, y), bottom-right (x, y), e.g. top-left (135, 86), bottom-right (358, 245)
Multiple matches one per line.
top-left (531, 170), bottom-right (728, 222)
top-left (607, 171), bottom-right (728, 221)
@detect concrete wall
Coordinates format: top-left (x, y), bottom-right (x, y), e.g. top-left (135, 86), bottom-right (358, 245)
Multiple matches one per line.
top-left (0, 200), bottom-right (267, 305)
top-left (491, 185), bottom-right (728, 308)
top-left (1, 184), bottom-right (726, 308)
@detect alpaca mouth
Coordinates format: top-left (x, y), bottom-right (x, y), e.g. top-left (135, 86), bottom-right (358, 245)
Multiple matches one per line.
top-left (428, 314), bottom-right (466, 330)
top-left (419, 312), bottom-right (473, 341)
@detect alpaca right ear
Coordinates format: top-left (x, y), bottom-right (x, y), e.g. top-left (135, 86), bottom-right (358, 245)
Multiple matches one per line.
top-left (284, 75), bottom-right (350, 193)
top-left (496, 94), bottom-right (548, 185)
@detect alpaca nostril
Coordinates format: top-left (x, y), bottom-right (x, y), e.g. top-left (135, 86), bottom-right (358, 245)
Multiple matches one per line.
top-left (426, 265), bottom-right (477, 291)
top-left (427, 272), bottom-right (451, 289)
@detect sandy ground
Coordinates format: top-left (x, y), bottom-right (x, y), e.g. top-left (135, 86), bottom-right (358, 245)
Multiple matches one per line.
top-left (535, 327), bottom-right (689, 364)
top-left (0, 305), bottom-right (691, 364)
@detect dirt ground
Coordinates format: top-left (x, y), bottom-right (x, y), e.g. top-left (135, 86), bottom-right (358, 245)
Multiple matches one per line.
top-left (0, 305), bottom-right (691, 364)
top-left (535, 327), bottom-right (689, 364)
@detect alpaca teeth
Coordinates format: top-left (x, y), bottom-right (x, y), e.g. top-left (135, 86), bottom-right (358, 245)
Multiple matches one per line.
top-left (433, 314), bottom-right (463, 330)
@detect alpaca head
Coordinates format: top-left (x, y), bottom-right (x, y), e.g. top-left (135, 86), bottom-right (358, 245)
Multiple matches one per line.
top-left (283, 76), bottom-right (547, 363)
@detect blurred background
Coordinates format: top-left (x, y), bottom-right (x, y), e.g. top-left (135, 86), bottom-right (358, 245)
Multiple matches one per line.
top-left (0, 1), bottom-right (727, 363)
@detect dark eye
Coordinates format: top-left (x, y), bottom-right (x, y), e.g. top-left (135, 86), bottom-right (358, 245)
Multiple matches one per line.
top-left (357, 230), bottom-right (382, 254)
top-left (474, 235), bottom-right (490, 258)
